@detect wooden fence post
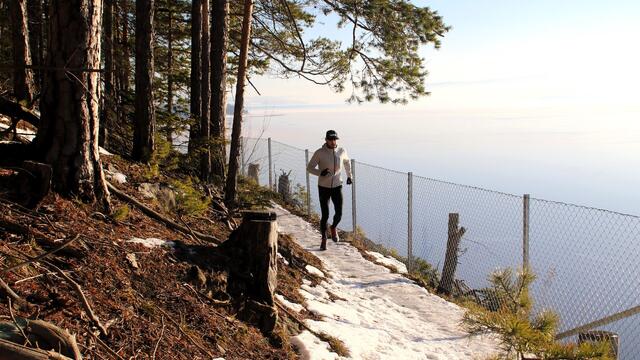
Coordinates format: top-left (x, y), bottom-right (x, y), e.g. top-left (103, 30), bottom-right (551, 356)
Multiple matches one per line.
top-left (305, 149), bottom-right (311, 218)
top-left (268, 138), bottom-right (273, 190)
top-left (438, 213), bottom-right (466, 295)
top-left (248, 163), bottom-right (260, 184)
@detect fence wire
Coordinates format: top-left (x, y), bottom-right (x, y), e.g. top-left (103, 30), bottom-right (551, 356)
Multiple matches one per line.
top-left (241, 137), bottom-right (639, 359)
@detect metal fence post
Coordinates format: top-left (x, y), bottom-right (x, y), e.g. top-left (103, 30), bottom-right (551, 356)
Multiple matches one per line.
top-left (408, 171), bottom-right (413, 271)
top-left (351, 159), bottom-right (357, 242)
top-left (305, 149), bottom-right (311, 218)
top-left (523, 193), bottom-right (530, 270)
top-left (268, 138), bottom-right (273, 190)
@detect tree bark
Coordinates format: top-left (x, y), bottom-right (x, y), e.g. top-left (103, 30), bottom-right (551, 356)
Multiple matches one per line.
top-left (100, 0), bottom-right (115, 147)
top-left (199, 0), bottom-right (211, 181)
top-left (27, 0), bottom-right (44, 90)
top-left (188, 0), bottom-right (202, 156)
top-left (9, 0), bottom-right (35, 104)
top-left (132, 0), bottom-right (155, 163)
top-left (34, 0), bottom-right (111, 211)
top-left (118, 0), bottom-right (130, 94)
top-left (165, 8), bottom-right (174, 142)
top-left (210, 0), bottom-right (229, 181)
top-left (224, 0), bottom-right (253, 207)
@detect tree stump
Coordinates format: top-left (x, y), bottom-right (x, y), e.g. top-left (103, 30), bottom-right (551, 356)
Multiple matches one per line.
top-left (15, 161), bottom-right (52, 208)
top-left (438, 213), bottom-right (466, 295)
top-left (221, 210), bottom-right (278, 333)
top-left (247, 163), bottom-right (260, 184)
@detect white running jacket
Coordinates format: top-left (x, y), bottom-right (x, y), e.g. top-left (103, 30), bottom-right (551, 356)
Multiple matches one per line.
top-left (307, 144), bottom-right (352, 188)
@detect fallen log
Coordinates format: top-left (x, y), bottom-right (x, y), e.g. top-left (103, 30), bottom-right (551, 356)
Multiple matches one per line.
top-left (0, 96), bottom-right (40, 127)
top-left (0, 216), bottom-right (85, 258)
top-left (107, 182), bottom-right (221, 244)
top-left (0, 338), bottom-right (73, 360)
top-left (26, 320), bottom-right (82, 360)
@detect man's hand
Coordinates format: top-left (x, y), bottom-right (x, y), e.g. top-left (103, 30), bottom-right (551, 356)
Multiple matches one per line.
top-left (320, 168), bottom-right (331, 176)
top-left (346, 177), bottom-right (352, 185)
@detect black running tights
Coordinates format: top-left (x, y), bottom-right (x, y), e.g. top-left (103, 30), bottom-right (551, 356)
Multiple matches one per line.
top-left (318, 185), bottom-right (343, 236)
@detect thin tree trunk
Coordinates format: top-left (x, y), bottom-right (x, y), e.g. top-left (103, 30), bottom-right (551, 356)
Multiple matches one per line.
top-left (100, 0), bottom-right (114, 147)
top-left (27, 0), bottom-right (44, 90)
top-left (210, 0), bottom-right (229, 181)
top-left (199, 0), bottom-right (211, 181)
top-left (188, 0), bottom-right (202, 155)
top-left (119, 0), bottom-right (130, 94)
top-left (224, 0), bottom-right (253, 207)
top-left (132, 0), bottom-right (155, 163)
top-left (166, 8), bottom-right (174, 143)
top-left (35, 0), bottom-right (111, 212)
top-left (9, 0), bottom-right (35, 104)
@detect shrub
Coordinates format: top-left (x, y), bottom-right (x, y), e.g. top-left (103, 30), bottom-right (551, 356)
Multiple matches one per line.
top-left (463, 268), bottom-right (614, 359)
top-left (171, 177), bottom-right (211, 216)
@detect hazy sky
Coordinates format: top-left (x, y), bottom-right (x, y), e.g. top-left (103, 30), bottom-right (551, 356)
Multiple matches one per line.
top-left (241, 0), bottom-right (640, 213)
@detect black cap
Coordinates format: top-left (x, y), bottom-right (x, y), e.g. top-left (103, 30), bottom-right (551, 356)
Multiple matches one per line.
top-left (325, 130), bottom-right (339, 140)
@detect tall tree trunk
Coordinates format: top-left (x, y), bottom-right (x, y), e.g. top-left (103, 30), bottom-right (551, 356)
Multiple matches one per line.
top-left (210, 0), bottom-right (229, 181)
top-left (199, 0), bottom-right (211, 181)
top-left (9, 0), bottom-right (35, 104)
top-left (132, 0), bottom-right (155, 163)
top-left (165, 8), bottom-right (174, 143)
top-left (35, 0), bottom-right (111, 211)
top-left (27, 0), bottom-right (44, 90)
top-left (100, 0), bottom-right (114, 147)
top-left (224, 0), bottom-right (253, 207)
top-left (119, 0), bottom-right (130, 94)
top-left (188, 0), bottom-right (202, 155)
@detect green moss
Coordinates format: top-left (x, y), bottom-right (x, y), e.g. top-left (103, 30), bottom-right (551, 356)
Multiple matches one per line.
top-left (112, 204), bottom-right (131, 222)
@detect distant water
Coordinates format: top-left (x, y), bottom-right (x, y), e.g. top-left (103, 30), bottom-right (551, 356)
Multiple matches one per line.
top-left (242, 107), bottom-right (640, 216)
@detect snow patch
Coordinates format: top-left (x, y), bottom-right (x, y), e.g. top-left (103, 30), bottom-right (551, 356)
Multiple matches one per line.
top-left (290, 330), bottom-right (339, 360)
top-left (305, 265), bottom-right (325, 278)
top-left (277, 252), bottom-right (289, 265)
top-left (105, 170), bottom-right (127, 184)
top-left (127, 237), bottom-right (175, 248)
top-left (275, 294), bottom-right (304, 313)
top-left (271, 203), bottom-right (501, 359)
top-left (366, 251), bottom-right (408, 273)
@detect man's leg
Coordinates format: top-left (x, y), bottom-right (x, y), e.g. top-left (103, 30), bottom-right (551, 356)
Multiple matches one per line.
top-left (330, 186), bottom-right (343, 241)
top-left (318, 186), bottom-right (331, 249)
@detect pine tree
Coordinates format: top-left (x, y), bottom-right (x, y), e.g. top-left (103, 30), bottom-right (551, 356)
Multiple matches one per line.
top-left (463, 268), bottom-right (614, 359)
top-left (9, 0), bottom-right (35, 104)
top-left (132, 0), bottom-right (156, 162)
top-left (224, 0), bottom-right (253, 207)
top-left (35, 0), bottom-right (112, 211)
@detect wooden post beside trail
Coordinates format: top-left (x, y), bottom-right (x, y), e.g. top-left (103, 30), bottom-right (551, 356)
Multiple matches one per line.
top-left (438, 213), bottom-right (466, 295)
top-left (247, 163), bottom-right (260, 184)
top-left (278, 171), bottom-right (292, 202)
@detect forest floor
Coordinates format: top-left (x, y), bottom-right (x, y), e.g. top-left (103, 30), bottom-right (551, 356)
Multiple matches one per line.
top-left (0, 147), bottom-right (322, 359)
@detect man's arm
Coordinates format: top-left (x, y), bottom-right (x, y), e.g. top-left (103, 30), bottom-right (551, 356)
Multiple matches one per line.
top-left (343, 149), bottom-right (352, 179)
top-left (307, 150), bottom-right (321, 176)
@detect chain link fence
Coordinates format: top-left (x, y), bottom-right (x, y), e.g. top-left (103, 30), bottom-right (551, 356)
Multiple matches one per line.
top-left (240, 137), bottom-right (639, 359)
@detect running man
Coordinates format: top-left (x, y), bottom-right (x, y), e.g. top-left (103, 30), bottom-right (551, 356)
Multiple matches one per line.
top-left (307, 130), bottom-right (352, 250)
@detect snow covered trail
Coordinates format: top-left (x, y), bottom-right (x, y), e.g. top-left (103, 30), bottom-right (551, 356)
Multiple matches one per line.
top-left (272, 204), bottom-right (500, 360)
